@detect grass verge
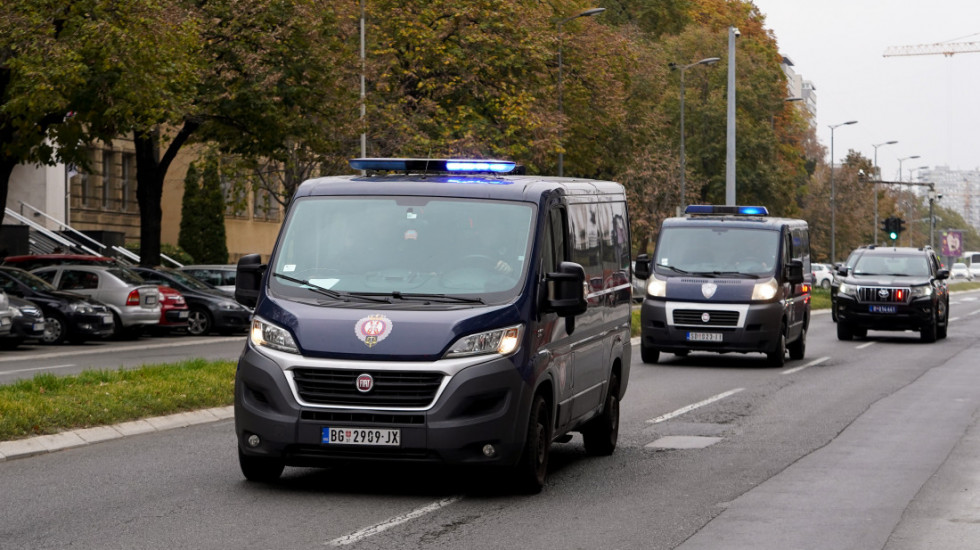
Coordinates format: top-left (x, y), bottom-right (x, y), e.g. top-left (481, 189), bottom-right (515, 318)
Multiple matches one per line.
top-left (0, 359), bottom-right (236, 441)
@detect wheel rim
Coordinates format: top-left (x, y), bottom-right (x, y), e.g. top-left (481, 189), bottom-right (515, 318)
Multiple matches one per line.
top-left (187, 310), bottom-right (208, 335)
top-left (43, 317), bottom-right (63, 343)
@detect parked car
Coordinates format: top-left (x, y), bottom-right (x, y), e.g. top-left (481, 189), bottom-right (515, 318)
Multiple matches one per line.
top-left (631, 260), bottom-right (646, 302)
top-left (154, 285), bottom-right (190, 333)
top-left (1, 296), bottom-right (46, 349)
top-left (180, 264), bottom-right (237, 295)
top-left (130, 266), bottom-right (252, 335)
top-left (0, 291), bottom-right (14, 341)
top-left (31, 265), bottom-right (161, 338)
top-left (1, 254), bottom-right (120, 272)
top-left (811, 262), bottom-right (834, 289)
top-left (970, 263), bottom-right (980, 280)
top-left (950, 262), bottom-right (972, 280)
top-left (0, 266), bottom-right (114, 344)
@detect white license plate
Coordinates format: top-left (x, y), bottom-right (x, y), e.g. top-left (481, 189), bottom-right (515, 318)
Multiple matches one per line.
top-left (322, 427), bottom-right (401, 446)
top-left (101, 313), bottom-right (113, 323)
top-left (869, 305), bottom-right (896, 314)
top-left (33, 322), bottom-right (45, 331)
top-left (687, 332), bottom-right (723, 342)
top-left (178, 310), bottom-right (189, 319)
top-left (146, 296), bottom-right (158, 305)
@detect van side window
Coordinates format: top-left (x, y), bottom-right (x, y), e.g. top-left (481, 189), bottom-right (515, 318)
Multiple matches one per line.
top-left (542, 207), bottom-right (566, 275)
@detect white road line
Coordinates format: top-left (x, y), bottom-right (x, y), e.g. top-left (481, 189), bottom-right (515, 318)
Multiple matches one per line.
top-left (856, 341), bottom-right (877, 349)
top-left (646, 388), bottom-right (744, 424)
top-left (0, 336), bottom-right (245, 363)
top-left (0, 364), bottom-right (77, 376)
top-left (327, 497), bottom-right (462, 546)
top-left (781, 356), bottom-right (829, 375)
top-left (949, 316), bottom-right (961, 322)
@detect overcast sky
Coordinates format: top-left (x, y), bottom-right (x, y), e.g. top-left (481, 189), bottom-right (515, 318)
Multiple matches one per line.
top-left (751, 0), bottom-right (980, 182)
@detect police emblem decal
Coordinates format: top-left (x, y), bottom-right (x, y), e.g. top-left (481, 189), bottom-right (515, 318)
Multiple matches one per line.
top-left (702, 283), bottom-right (718, 299)
top-left (355, 314), bottom-right (393, 348)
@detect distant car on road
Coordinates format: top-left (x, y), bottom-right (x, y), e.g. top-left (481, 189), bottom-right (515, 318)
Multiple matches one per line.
top-left (0, 266), bottom-right (114, 345)
top-left (811, 262), bottom-right (834, 289)
top-left (950, 262), bottom-right (972, 280)
top-left (31, 265), bottom-right (161, 338)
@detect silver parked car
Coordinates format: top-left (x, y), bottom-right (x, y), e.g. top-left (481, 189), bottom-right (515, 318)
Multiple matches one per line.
top-left (180, 264), bottom-right (237, 295)
top-left (31, 265), bottom-right (161, 338)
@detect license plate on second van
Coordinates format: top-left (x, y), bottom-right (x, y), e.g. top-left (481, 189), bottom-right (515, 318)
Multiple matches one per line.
top-left (322, 427), bottom-right (400, 446)
top-left (687, 332), bottom-right (722, 342)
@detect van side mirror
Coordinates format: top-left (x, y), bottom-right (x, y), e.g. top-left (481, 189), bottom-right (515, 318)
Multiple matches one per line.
top-left (235, 254), bottom-right (265, 308)
top-left (634, 254), bottom-right (651, 280)
top-left (545, 261), bottom-right (587, 318)
top-left (784, 260), bottom-right (804, 285)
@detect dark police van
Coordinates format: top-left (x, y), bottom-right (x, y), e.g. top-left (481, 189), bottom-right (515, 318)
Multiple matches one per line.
top-left (633, 205), bottom-right (810, 367)
top-left (233, 158), bottom-right (632, 493)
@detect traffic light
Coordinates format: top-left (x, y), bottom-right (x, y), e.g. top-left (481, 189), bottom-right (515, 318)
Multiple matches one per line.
top-left (883, 217), bottom-right (906, 241)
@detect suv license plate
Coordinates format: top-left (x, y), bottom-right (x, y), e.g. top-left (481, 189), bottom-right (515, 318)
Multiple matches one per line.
top-left (322, 427), bottom-right (400, 446)
top-left (687, 332), bottom-right (722, 342)
top-left (869, 305), bottom-right (897, 314)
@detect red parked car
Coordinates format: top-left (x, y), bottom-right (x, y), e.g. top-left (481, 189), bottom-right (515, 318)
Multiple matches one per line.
top-left (155, 285), bottom-right (189, 333)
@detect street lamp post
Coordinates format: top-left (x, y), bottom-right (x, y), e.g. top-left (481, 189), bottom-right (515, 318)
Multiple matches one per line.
top-left (829, 120), bottom-right (857, 265)
top-left (872, 140), bottom-right (898, 245)
top-left (670, 56), bottom-right (720, 212)
top-left (556, 7), bottom-right (605, 177)
top-left (897, 155), bottom-right (920, 182)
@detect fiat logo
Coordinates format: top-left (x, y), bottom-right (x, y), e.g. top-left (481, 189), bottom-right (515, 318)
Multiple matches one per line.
top-left (701, 312), bottom-right (711, 323)
top-left (356, 374), bottom-right (374, 393)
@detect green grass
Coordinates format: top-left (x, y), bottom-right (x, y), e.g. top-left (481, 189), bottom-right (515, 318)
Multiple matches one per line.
top-left (0, 359), bottom-right (236, 441)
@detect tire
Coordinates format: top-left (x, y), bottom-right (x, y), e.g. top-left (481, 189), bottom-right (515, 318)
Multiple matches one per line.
top-left (788, 327), bottom-right (806, 361)
top-left (920, 313), bottom-right (937, 343)
top-left (766, 329), bottom-right (786, 368)
top-left (238, 448), bottom-right (284, 482)
top-left (583, 374), bottom-right (620, 456)
top-left (41, 313), bottom-right (68, 345)
top-left (640, 342), bottom-right (660, 364)
top-left (512, 394), bottom-right (551, 494)
top-left (837, 322), bottom-right (854, 341)
top-left (187, 307), bottom-right (213, 336)
top-left (937, 299), bottom-right (949, 339)
top-left (821, 279), bottom-right (831, 289)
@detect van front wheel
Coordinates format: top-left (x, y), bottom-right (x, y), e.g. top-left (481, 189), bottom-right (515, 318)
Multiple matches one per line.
top-left (513, 395), bottom-right (551, 494)
top-left (239, 449), bottom-right (285, 482)
top-left (640, 342), bottom-right (660, 364)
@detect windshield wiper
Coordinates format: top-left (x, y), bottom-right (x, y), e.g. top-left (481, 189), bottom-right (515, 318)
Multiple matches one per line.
top-left (354, 291), bottom-right (484, 304)
top-left (273, 273), bottom-right (391, 303)
top-left (659, 265), bottom-right (690, 275)
top-left (708, 271), bottom-right (758, 279)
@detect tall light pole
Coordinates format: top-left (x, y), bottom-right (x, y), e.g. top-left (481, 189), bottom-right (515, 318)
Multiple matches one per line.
top-left (725, 26), bottom-right (739, 205)
top-left (360, 0), bottom-right (366, 161)
top-left (829, 120), bottom-right (857, 265)
top-left (872, 140), bottom-right (898, 245)
top-left (670, 56), bottom-right (720, 212)
top-left (556, 7), bottom-right (605, 177)
top-left (897, 155), bottom-right (920, 182)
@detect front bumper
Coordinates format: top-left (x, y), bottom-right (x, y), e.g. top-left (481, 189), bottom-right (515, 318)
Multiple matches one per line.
top-left (836, 295), bottom-right (936, 331)
top-left (235, 345), bottom-right (531, 468)
top-left (640, 298), bottom-right (784, 354)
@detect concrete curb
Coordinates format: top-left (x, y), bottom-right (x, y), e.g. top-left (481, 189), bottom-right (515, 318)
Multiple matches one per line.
top-left (0, 405), bottom-right (234, 463)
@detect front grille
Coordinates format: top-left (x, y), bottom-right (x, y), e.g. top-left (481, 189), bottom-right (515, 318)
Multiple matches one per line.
top-left (673, 309), bottom-right (740, 327)
top-left (292, 368), bottom-right (443, 408)
top-left (857, 286), bottom-right (912, 304)
top-left (300, 410), bottom-right (425, 425)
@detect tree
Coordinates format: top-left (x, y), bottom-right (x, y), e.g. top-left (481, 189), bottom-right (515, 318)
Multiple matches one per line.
top-left (178, 162), bottom-right (202, 262)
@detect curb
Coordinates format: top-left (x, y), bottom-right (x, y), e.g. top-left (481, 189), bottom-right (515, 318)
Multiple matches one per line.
top-left (0, 405), bottom-right (234, 463)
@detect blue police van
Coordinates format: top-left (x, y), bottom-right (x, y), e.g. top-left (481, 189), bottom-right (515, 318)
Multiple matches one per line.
top-left (232, 158), bottom-right (632, 493)
top-left (633, 205), bottom-right (811, 367)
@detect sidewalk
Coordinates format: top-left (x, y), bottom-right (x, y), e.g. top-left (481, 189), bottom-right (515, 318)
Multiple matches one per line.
top-left (0, 405), bottom-right (234, 462)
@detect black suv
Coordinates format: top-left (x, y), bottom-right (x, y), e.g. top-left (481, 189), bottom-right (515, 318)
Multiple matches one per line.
top-left (834, 246), bottom-right (949, 342)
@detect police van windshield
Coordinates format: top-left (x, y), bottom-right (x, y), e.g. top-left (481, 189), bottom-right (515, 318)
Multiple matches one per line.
top-left (655, 226), bottom-right (779, 277)
top-left (270, 196), bottom-right (534, 304)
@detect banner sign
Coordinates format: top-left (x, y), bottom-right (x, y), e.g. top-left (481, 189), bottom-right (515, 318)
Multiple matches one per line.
top-left (941, 230), bottom-right (964, 257)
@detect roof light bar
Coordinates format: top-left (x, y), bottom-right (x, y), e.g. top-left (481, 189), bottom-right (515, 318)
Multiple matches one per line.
top-left (684, 205), bottom-right (769, 216)
top-left (349, 158), bottom-right (516, 174)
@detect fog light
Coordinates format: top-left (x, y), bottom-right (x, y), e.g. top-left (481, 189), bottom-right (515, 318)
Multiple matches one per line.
top-left (247, 434), bottom-right (261, 448)
top-left (482, 444), bottom-right (496, 458)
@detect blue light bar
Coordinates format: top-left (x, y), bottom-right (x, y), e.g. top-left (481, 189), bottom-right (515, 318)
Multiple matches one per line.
top-left (349, 158), bottom-right (516, 174)
top-left (684, 205), bottom-right (769, 216)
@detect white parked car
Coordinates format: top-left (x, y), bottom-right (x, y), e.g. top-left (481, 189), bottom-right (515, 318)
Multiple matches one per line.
top-left (950, 262), bottom-right (972, 280)
top-left (811, 262), bottom-right (834, 289)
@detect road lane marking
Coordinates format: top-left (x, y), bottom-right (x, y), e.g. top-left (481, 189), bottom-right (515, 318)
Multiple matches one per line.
top-left (856, 341), bottom-right (877, 349)
top-left (646, 388), bottom-right (744, 424)
top-left (0, 364), bottom-right (77, 376)
top-left (949, 316), bottom-right (961, 322)
top-left (0, 336), bottom-right (245, 363)
top-left (781, 356), bottom-right (829, 375)
top-left (327, 497), bottom-right (462, 546)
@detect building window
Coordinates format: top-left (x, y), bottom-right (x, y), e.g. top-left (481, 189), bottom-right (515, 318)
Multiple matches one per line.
top-left (253, 187), bottom-right (280, 222)
top-left (101, 150), bottom-right (113, 209)
top-left (121, 153), bottom-right (134, 212)
top-left (221, 172), bottom-right (249, 218)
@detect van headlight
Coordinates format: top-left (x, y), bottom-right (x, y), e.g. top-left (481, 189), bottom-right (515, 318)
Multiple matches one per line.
top-left (251, 317), bottom-right (299, 354)
top-left (751, 278), bottom-right (779, 301)
top-left (646, 277), bottom-right (667, 298)
top-left (445, 324), bottom-right (523, 358)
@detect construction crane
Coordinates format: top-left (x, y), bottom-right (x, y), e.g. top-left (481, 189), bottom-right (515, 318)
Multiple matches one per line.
top-left (884, 38), bottom-right (980, 57)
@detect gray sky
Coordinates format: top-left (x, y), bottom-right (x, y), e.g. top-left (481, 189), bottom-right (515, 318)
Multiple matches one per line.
top-left (751, 0), bottom-right (980, 182)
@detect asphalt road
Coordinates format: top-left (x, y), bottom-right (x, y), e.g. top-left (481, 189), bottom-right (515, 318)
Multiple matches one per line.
top-left (2, 292), bottom-right (980, 549)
